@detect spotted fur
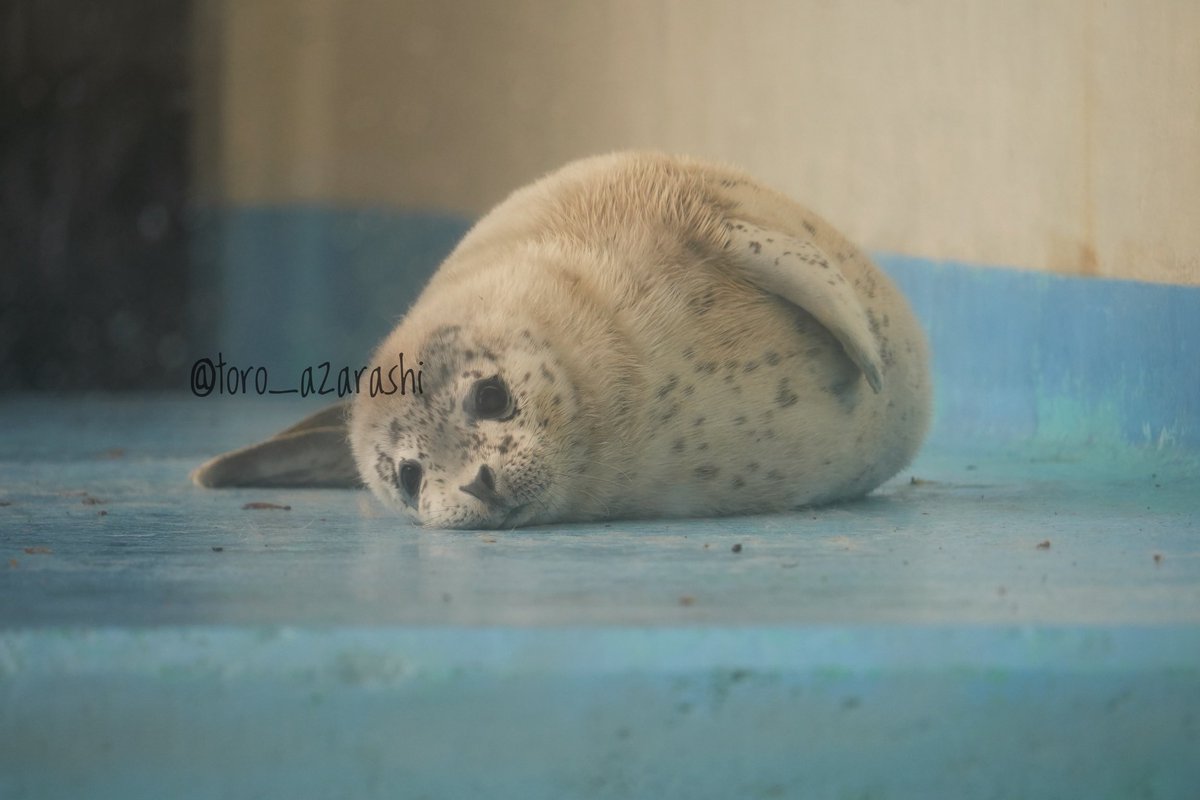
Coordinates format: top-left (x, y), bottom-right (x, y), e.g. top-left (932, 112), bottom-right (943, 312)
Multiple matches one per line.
top-left (346, 152), bottom-right (932, 528)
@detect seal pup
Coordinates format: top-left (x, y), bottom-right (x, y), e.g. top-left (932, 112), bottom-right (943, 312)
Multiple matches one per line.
top-left (193, 152), bottom-right (932, 529)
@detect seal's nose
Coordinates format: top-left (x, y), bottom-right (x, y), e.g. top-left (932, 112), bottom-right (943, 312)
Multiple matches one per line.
top-left (460, 464), bottom-right (503, 508)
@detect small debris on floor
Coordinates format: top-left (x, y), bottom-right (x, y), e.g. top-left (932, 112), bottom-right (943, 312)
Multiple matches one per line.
top-left (1153, 553), bottom-right (1163, 565)
top-left (242, 502), bottom-right (291, 511)
top-left (731, 543), bottom-right (743, 553)
top-left (82, 497), bottom-right (104, 505)
top-left (23, 547), bottom-right (53, 555)
top-left (1037, 540), bottom-right (1051, 550)
top-left (679, 595), bottom-right (696, 606)
top-left (211, 546), bottom-right (224, 552)
top-left (909, 476), bottom-right (937, 486)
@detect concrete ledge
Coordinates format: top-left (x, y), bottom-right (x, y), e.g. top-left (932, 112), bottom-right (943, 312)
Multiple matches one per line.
top-left (3, 625), bottom-right (1198, 800)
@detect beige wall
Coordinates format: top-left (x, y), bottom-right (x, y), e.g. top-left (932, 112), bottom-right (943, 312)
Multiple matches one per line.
top-left (194, 0), bottom-right (1200, 285)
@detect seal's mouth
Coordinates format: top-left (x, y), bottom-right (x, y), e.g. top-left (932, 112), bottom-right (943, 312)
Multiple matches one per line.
top-left (497, 502), bottom-right (531, 529)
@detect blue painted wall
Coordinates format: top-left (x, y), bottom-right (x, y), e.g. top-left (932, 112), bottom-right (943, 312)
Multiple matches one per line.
top-left (191, 208), bottom-right (1200, 453)
top-left (189, 208), bottom-right (471, 391)
top-left (882, 256), bottom-right (1200, 451)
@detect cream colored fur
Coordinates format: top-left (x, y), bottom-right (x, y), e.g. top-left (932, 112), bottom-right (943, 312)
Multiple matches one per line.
top-left (346, 152), bottom-right (932, 528)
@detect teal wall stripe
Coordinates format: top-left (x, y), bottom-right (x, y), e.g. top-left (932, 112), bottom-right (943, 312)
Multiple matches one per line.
top-left (881, 256), bottom-right (1200, 450)
top-left (189, 208), bottom-right (470, 387)
top-left (191, 208), bottom-right (1199, 453)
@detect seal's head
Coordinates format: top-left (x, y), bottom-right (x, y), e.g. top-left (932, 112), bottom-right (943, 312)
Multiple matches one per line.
top-left (349, 322), bottom-right (592, 529)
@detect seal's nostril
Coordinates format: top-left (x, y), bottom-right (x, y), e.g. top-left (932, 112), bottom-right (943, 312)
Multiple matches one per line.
top-left (477, 464), bottom-right (495, 492)
top-left (460, 464), bottom-right (502, 508)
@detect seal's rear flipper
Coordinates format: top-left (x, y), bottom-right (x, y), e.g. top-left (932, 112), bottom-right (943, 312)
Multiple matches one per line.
top-left (191, 401), bottom-right (362, 488)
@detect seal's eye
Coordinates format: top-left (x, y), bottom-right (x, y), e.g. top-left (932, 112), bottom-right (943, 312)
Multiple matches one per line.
top-left (397, 460), bottom-right (422, 504)
top-left (464, 375), bottom-right (512, 420)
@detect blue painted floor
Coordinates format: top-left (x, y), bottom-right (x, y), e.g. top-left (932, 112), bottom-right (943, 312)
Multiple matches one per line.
top-left (2, 394), bottom-right (1199, 799)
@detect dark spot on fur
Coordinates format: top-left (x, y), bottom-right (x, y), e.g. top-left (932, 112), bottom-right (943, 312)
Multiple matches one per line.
top-left (682, 384), bottom-right (695, 397)
top-left (374, 453), bottom-right (395, 485)
top-left (684, 236), bottom-right (709, 260)
top-left (829, 375), bottom-right (861, 412)
top-left (766, 469), bottom-right (784, 481)
top-left (743, 361), bottom-right (759, 372)
top-left (733, 415), bottom-right (747, 425)
top-left (698, 442), bottom-right (708, 451)
top-left (749, 240), bottom-right (762, 254)
top-left (657, 375), bottom-right (679, 399)
top-left (802, 220), bottom-right (817, 236)
top-left (693, 417), bottom-right (706, 427)
top-left (694, 465), bottom-right (719, 480)
top-left (866, 309), bottom-right (882, 338)
top-left (690, 289), bottom-right (717, 316)
top-left (764, 351), bottom-right (781, 366)
top-left (672, 438), bottom-right (686, 453)
top-left (747, 462), bottom-right (760, 472)
top-left (776, 378), bottom-right (799, 408)
top-left (732, 476), bottom-right (745, 489)
top-left (540, 364), bottom-right (555, 382)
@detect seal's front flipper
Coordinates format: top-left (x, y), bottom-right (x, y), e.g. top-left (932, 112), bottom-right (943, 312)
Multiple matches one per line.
top-left (723, 220), bottom-right (884, 393)
top-left (191, 400), bottom-right (362, 488)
